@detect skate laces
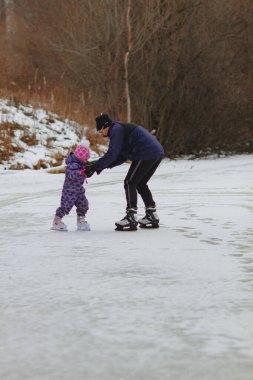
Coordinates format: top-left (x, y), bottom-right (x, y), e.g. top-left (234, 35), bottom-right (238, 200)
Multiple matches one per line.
top-left (120, 213), bottom-right (134, 222)
top-left (146, 209), bottom-right (158, 221)
top-left (127, 211), bottom-right (138, 223)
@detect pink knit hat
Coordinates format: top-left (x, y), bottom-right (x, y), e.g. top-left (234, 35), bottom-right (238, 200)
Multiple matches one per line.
top-left (74, 139), bottom-right (90, 162)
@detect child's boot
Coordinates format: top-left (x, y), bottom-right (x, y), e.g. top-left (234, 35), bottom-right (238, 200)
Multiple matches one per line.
top-left (77, 215), bottom-right (91, 231)
top-left (51, 215), bottom-right (68, 231)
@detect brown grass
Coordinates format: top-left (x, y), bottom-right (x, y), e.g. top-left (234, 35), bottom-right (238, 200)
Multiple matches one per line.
top-left (52, 152), bottom-right (66, 167)
top-left (33, 159), bottom-right (51, 170)
top-left (47, 166), bottom-right (66, 174)
top-left (46, 136), bottom-right (57, 148)
top-left (0, 80), bottom-right (96, 128)
top-left (20, 132), bottom-right (38, 146)
top-left (85, 129), bottom-right (106, 154)
top-left (0, 122), bottom-right (25, 163)
top-left (0, 79), bottom-right (108, 168)
top-left (0, 79), bottom-right (106, 152)
top-left (8, 163), bottom-right (31, 170)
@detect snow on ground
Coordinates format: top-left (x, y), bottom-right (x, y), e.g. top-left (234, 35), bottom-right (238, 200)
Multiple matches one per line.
top-left (0, 155), bottom-right (253, 380)
top-left (0, 99), bottom-right (98, 169)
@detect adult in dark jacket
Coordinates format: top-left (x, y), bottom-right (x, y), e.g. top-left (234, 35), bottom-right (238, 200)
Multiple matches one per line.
top-left (86, 113), bottom-right (164, 231)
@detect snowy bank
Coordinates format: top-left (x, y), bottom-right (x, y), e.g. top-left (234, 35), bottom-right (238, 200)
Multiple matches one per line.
top-left (0, 99), bottom-right (98, 170)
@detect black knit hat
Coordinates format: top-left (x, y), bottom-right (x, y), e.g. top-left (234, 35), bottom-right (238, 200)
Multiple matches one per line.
top-left (95, 113), bottom-right (112, 131)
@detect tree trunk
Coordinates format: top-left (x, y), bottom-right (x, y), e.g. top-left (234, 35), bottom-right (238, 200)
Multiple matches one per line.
top-left (124, 0), bottom-right (132, 122)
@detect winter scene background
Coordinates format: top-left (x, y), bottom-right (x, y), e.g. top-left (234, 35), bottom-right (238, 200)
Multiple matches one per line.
top-left (0, 100), bottom-right (253, 380)
top-left (0, 1), bottom-right (253, 380)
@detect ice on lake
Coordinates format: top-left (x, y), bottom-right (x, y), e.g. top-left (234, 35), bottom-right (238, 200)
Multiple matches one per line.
top-left (0, 155), bottom-right (253, 380)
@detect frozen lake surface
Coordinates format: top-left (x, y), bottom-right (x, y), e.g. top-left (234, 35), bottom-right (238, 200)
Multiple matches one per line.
top-left (0, 155), bottom-right (253, 380)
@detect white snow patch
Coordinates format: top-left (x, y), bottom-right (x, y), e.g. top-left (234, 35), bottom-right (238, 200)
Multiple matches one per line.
top-left (0, 98), bottom-right (99, 169)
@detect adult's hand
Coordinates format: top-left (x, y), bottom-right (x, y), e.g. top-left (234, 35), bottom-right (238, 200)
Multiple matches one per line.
top-left (85, 164), bottom-right (96, 178)
top-left (83, 160), bottom-right (99, 178)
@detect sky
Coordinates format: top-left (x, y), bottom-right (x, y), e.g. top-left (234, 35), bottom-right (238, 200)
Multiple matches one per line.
top-left (0, 154), bottom-right (253, 380)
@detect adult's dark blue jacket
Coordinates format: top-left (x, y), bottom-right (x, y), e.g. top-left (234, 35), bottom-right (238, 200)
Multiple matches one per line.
top-left (94, 122), bottom-right (164, 172)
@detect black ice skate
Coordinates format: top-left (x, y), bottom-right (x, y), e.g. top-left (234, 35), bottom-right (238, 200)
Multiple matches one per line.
top-left (115, 209), bottom-right (138, 231)
top-left (138, 207), bottom-right (159, 229)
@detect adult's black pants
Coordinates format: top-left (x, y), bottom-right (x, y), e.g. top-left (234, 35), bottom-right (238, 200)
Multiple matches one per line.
top-left (124, 157), bottom-right (163, 210)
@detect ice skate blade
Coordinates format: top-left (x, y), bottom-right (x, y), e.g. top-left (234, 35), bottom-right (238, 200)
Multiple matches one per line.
top-left (139, 223), bottom-right (159, 229)
top-left (50, 227), bottom-right (68, 232)
top-left (77, 225), bottom-right (91, 231)
top-left (115, 225), bottom-right (137, 231)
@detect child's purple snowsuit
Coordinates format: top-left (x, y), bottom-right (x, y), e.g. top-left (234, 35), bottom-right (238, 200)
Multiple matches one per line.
top-left (56, 152), bottom-right (89, 218)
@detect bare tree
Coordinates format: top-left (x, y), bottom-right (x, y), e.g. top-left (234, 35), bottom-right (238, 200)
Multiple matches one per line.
top-left (124, 0), bottom-right (132, 122)
top-left (2, 0), bottom-right (252, 155)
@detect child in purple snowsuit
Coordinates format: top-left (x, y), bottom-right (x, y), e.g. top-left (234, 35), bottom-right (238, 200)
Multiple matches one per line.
top-left (51, 140), bottom-right (91, 231)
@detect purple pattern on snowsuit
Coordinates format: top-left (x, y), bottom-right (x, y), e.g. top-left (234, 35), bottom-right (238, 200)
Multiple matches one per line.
top-left (56, 153), bottom-right (89, 218)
